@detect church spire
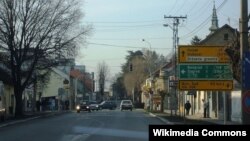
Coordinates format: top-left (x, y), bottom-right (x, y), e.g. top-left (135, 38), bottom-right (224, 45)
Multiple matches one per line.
top-left (209, 1), bottom-right (219, 34)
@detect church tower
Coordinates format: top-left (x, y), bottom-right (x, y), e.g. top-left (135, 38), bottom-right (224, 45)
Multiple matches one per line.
top-left (209, 1), bottom-right (219, 34)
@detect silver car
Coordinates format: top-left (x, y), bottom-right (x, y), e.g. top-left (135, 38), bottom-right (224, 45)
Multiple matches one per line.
top-left (120, 100), bottom-right (133, 111)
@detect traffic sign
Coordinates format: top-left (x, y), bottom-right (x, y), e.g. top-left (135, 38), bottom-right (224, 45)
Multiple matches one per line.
top-left (178, 45), bottom-right (230, 63)
top-left (169, 80), bottom-right (178, 87)
top-left (243, 91), bottom-right (250, 114)
top-left (179, 64), bottom-right (232, 80)
top-left (179, 80), bottom-right (233, 90)
top-left (243, 52), bottom-right (250, 89)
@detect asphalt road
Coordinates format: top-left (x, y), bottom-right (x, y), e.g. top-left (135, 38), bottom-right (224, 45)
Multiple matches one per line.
top-left (0, 109), bottom-right (165, 141)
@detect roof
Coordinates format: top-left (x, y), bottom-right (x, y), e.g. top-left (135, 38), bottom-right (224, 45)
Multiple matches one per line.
top-left (51, 67), bottom-right (69, 80)
top-left (200, 24), bottom-right (238, 44)
top-left (151, 61), bottom-right (173, 77)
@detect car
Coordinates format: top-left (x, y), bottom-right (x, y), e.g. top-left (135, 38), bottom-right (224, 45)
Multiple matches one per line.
top-left (88, 101), bottom-right (100, 111)
top-left (120, 100), bottom-right (133, 111)
top-left (99, 101), bottom-right (117, 110)
top-left (76, 101), bottom-right (91, 113)
top-left (0, 96), bottom-right (6, 121)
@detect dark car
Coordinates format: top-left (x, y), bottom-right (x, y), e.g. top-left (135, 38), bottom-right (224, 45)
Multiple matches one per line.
top-left (99, 101), bottom-right (117, 110)
top-left (76, 101), bottom-right (91, 113)
top-left (88, 101), bottom-right (100, 111)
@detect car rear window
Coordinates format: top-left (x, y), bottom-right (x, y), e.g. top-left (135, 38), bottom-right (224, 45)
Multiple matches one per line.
top-left (122, 101), bottom-right (132, 104)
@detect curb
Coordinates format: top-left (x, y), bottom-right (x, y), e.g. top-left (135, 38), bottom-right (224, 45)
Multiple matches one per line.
top-left (149, 112), bottom-right (174, 125)
top-left (0, 111), bottom-right (71, 128)
top-left (0, 116), bottom-right (41, 128)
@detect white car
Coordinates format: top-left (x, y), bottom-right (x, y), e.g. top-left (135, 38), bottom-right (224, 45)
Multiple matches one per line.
top-left (120, 100), bottom-right (133, 111)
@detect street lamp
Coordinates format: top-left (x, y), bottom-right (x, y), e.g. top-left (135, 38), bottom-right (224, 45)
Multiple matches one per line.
top-left (142, 39), bottom-right (153, 111)
top-left (142, 39), bottom-right (152, 76)
top-left (163, 19), bottom-right (181, 116)
top-left (74, 75), bottom-right (83, 106)
top-left (142, 39), bottom-right (152, 50)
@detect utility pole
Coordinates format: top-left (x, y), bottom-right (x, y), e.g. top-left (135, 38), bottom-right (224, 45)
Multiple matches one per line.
top-left (240, 0), bottom-right (250, 124)
top-left (164, 15), bottom-right (187, 116)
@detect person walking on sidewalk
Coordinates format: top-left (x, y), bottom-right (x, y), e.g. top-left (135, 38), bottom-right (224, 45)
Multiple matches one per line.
top-left (184, 100), bottom-right (191, 115)
top-left (202, 99), bottom-right (209, 118)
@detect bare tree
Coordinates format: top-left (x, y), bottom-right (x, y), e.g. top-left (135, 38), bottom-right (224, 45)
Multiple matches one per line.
top-left (97, 61), bottom-right (109, 100)
top-left (0, 0), bottom-right (91, 116)
top-left (123, 56), bottom-right (146, 102)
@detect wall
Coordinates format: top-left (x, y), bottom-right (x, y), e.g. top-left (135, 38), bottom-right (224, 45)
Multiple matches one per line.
top-left (42, 71), bottom-right (65, 98)
top-left (231, 90), bottom-right (242, 123)
top-left (4, 85), bottom-right (15, 117)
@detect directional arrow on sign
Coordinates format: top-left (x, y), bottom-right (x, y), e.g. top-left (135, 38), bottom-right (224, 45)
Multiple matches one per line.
top-left (245, 58), bottom-right (250, 64)
top-left (181, 69), bottom-right (186, 74)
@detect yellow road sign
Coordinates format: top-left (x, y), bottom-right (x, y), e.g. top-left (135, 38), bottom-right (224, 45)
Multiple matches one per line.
top-left (179, 80), bottom-right (233, 90)
top-left (179, 45), bottom-right (230, 63)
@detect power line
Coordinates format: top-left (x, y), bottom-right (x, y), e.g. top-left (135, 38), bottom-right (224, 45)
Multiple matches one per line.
top-left (93, 23), bottom-right (162, 28)
top-left (87, 37), bottom-right (171, 41)
top-left (87, 42), bottom-right (172, 50)
top-left (180, 0), bottom-right (228, 39)
top-left (84, 20), bottom-right (163, 24)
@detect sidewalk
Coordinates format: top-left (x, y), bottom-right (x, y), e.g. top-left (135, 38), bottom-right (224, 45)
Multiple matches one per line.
top-left (0, 110), bottom-right (71, 128)
top-left (150, 110), bottom-right (241, 125)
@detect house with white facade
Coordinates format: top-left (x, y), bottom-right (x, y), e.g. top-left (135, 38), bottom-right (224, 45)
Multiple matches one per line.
top-left (39, 68), bottom-right (70, 111)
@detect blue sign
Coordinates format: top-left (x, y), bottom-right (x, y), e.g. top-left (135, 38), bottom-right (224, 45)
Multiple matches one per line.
top-left (243, 91), bottom-right (250, 114)
top-left (243, 52), bottom-right (250, 89)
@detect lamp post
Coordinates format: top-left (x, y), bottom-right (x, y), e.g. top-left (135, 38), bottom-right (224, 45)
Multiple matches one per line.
top-left (142, 39), bottom-right (152, 50)
top-left (164, 16), bottom-right (186, 116)
top-left (142, 39), bottom-right (153, 111)
top-left (74, 77), bottom-right (78, 107)
top-left (74, 75), bottom-right (82, 106)
top-left (142, 39), bottom-right (152, 77)
top-left (163, 23), bottom-right (178, 116)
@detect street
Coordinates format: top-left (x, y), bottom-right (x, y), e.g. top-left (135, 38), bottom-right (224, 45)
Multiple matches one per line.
top-left (0, 109), bottom-right (164, 141)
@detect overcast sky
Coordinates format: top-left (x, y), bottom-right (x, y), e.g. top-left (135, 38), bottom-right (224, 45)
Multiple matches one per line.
top-left (76, 0), bottom-right (249, 82)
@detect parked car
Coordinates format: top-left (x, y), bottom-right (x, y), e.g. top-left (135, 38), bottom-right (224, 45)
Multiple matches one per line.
top-left (120, 100), bottom-right (133, 111)
top-left (76, 101), bottom-right (91, 113)
top-left (99, 101), bottom-right (117, 110)
top-left (88, 101), bottom-right (100, 111)
top-left (0, 95), bottom-right (6, 121)
top-left (0, 83), bottom-right (6, 121)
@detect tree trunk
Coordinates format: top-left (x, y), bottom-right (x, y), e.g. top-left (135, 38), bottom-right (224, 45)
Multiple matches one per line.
top-left (161, 97), bottom-right (164, 113)
top-left (160, 95), bottom-right (165, 113)
top-left (15, 90), bottom-right (23, 117)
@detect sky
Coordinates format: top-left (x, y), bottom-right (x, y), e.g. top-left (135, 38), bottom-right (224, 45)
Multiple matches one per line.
top-left (76, 0), bottom-right (249, 83)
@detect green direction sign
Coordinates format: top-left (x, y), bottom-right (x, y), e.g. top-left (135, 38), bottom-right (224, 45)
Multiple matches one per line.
top-left (179, 64), bottom-right (232, 80)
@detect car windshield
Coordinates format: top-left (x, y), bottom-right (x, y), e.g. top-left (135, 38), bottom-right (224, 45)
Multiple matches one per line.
top-left (0, 1), bottom-right (245, 141)
top-left (122, 101), bottom-right (132, 104)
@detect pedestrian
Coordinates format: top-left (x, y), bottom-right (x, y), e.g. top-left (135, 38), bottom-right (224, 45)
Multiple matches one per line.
top-left (202, 99), bottom-right (208, 118)
top-left (184, 100), bottom-right (191, 115)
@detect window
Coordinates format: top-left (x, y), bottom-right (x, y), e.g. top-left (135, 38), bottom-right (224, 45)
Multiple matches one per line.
top-left (224, 33), bottom-right (229, 40)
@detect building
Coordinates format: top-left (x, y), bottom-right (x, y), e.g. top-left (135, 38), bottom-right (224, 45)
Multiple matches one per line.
top-left (183, 3), bottom-right (241, 122)
top-left (39, 68), bottom-right (70, 111)
top-left (70, 68), bottom-right (95, 105)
